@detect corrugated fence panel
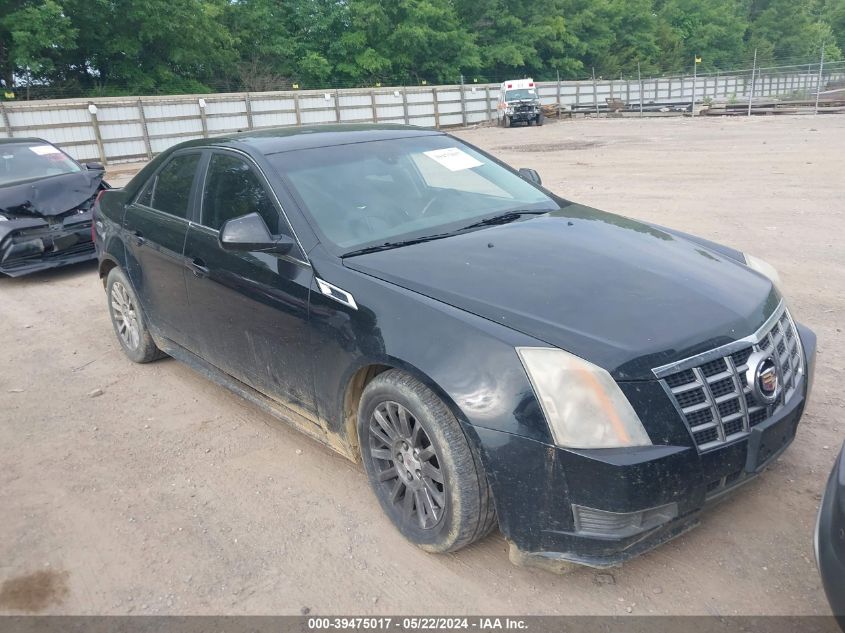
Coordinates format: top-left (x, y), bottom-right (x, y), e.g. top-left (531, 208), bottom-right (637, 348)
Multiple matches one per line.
top-left (340, 107), bottom-right (373, 122)
top-left (207, 114), bottom-right (249, 132)
top-left (204, 99), bottom-right (246, 115)
top-left (253, 112), bottom-right (297, 128)
top-left (250, 97), bottom-right (295, 113)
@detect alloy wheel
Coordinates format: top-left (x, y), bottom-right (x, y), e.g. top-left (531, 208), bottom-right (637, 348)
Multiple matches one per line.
top-left (368, 400), bottom-right (446, 529)
top-left (110, 281), bottom-right (141, 350)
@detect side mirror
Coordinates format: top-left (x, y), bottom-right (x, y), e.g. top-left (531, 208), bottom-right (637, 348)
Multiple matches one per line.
top-left (84, 162), bottom-right (105, 171)
top-left (518, 168), bottom-right (542, 186)
top-left (219, 212), bottom-right (294, 255)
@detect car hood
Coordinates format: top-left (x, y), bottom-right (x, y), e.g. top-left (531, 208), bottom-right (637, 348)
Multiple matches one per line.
top-left (343, 204), bottom-right (780, 380)
top-left (0, 170), bottom-right (104, 219)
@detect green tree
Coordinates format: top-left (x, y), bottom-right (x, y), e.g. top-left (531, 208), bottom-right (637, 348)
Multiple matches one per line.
top-left (655, 0), bottom-right (749, 72)
top-left (0, 0), bottom-right (77, 89)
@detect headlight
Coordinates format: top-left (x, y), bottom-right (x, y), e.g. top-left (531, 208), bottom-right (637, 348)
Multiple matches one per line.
top-left (517, 347), bottom-right (652, 449)
top-left (744, 253), bottom-right (781, 286)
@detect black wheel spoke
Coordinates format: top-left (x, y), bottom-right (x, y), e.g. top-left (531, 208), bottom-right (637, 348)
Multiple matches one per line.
top-left (397, 406), bottom-right (413, 437)
top-left (417, 447), bottom-right (435, 462)
top-left (378, 466), bottom-right (399, 482)
top-left (373, 409), bottom-right (397, 440)
top-left (389, 479), bottom-right (404, 503)
top-left (421, 462), bottom-right (443, 484)
top-left (371, 447), bottom-right (392, 461)
top-left (370, 424), bottom-right (392, 446)
top-left (422, 477), bottom-right (445, 507)
top-left (402, 486), bottom-right (415, 522)
top-left (413, 490), bottom-right (427, 528)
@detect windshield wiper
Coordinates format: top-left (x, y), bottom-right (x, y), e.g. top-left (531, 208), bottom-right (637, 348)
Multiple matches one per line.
top-left (342, 232), bottom-right (455, 257)
top-left (459, 210), bottom-right (548, 231)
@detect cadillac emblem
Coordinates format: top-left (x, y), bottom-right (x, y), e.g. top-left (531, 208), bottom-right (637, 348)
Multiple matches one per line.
top-left (746, 351), bottom-right (780, 405)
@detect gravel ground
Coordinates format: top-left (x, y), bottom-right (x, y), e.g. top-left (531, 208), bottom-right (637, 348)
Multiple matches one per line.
top-left (1, 114), bottom-right (843, 616)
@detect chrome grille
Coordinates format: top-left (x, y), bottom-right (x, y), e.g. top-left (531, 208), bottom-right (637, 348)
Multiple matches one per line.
top-left (653, 303), bottom-right (804, 452)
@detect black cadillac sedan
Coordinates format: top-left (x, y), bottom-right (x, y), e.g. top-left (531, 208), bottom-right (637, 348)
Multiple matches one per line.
top-left (94, 125), bottom-right (816, 570)
top-left (0, 137), bottom-right (107, 276)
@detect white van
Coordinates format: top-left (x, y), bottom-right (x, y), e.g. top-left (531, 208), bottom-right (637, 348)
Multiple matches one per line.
top-left (497, 79), bottom-right (543, 127)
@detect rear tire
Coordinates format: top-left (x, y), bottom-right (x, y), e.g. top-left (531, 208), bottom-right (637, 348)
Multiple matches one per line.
top-left (358, 369), bottom-right (497, 553)
top-left (106, 267), bottom-right (165, 364)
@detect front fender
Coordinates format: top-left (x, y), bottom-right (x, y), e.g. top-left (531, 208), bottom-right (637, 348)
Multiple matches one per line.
top-left (309, 259), bottom-right (552, 446)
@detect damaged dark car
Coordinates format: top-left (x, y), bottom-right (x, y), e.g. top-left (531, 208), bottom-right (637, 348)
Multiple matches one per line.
top-left (0, 137), bottom-right (108, 277)
top-left (94, 125), bottom-right (816, 571)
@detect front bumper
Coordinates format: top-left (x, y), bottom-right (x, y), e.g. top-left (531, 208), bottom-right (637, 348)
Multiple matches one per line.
top-left (505, 107), bottom-right (541, 122)
top-left (0, 213), bottom-right (95, 277)
top-left (475, 323), bottom-right (817, 569)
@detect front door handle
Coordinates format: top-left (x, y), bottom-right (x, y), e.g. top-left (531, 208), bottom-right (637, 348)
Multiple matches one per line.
top-left (130, 229), bottom-right (145, 246)
top-left (187, 257), bottom-right (209, 278)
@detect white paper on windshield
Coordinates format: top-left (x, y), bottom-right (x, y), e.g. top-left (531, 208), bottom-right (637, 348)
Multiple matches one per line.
top-left (423, 147), bottom-right (483, 172)
top-left (29, 145), bottom-right (61, 156)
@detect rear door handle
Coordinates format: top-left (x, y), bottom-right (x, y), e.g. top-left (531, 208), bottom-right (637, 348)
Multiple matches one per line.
top-left (187, 257), bottom-right (209, 278)
top-left (130, 229), bottom-right (145, 246)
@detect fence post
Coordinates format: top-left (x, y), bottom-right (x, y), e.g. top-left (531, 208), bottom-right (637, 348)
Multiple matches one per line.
top-left (592, 68), bottom-right (599, 116)
top-left (88, 103), bottom-right (107, 165)
top-left (556, 70), bottom-right (561, 118)
top-left (692, 56), bottom-right (697, 117)
top-left (0, 102), bottom-right (12, 137)
top-left (244, 92), bottom-right (254, 129)
top-left (637, 62), bottom-right (643, 117)
top-left (459, 75), bottom-right (467, 127)
top-left (369, 89), bottom-right (377, 122)
top-left (747, 48), bottom-right (757, 116)
top-left (485, 85), bottom-right (491, 122)
top-left (334, 88), bottom-right (341, 123)
top-left (137, 99), bottom-right (152, 160)
top-left (401, 87), bottom-right (409, 125)
top-left (293, 92), bottom-right (302, 126)
top-left (198, 98), bottom-right (208, 137)
top-left (432, 87), bottom-right (440, 129)
top-left (575, 81), bottom-right (580, 111)
top-left (815, 43), bottom-right (826, 115)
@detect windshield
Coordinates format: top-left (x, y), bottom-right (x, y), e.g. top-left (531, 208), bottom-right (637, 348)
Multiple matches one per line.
top-left (269, 135), bottom-right (558, 254)
top-left (0, 142), bottom-right (82, 186)
top-left (505, 89), bottom-right (537, 102)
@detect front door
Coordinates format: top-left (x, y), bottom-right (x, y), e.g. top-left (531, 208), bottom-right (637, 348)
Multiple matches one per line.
top-left (123, 151), bottom-right (201, 350)
top-left (183, 150), bottom-right (317, 417)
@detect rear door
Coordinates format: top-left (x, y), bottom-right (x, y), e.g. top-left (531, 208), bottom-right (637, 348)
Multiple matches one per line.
top-left (123, 151), bottom-right (201, 350)
top-left (183, 149), bottom-right (318, 417)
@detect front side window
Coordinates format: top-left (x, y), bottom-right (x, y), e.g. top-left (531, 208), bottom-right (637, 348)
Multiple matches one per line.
top-left (149, 153), bottom-right (200, 219)
top-left (0, 141), bottom-right (81, 186)
top-left (269, 135), bottom-right (556, 253)
top-left (201, 153), bottom-right (280, 234)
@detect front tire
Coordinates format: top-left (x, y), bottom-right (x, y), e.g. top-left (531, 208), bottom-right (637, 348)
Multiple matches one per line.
top-left (358, 370), bottom-right (496, 553)
top-left (503, 115), bottom-right (511, 128)
top-left (106, 267), bottom-right (164, 363)
top-left (536, 113), bottom-right (544, 126)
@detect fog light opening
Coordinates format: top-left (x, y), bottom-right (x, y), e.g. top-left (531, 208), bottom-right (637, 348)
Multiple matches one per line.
top-left (572, 502), bottom-right (678, 539)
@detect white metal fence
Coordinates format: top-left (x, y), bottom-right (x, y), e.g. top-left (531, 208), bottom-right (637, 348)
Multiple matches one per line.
top-left (0, 66), bottom-right (842, 165)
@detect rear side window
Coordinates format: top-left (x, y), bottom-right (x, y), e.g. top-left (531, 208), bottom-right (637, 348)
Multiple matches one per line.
top-left (148, 153), bottom-right (200, 218)
top-left (201, 153), bottom-right (280, 234)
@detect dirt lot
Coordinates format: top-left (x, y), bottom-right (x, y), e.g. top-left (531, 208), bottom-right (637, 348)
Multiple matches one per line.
top-left (1, 115), bottom-right (843, 616)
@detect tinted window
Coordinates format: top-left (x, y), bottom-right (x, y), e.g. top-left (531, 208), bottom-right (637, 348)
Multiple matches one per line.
top-left (150, 153), bottom-right (200, 218)
top-left (136, 181), bottom-right (153, 207)
top-left (201, 153), bottom-right (280, 234)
